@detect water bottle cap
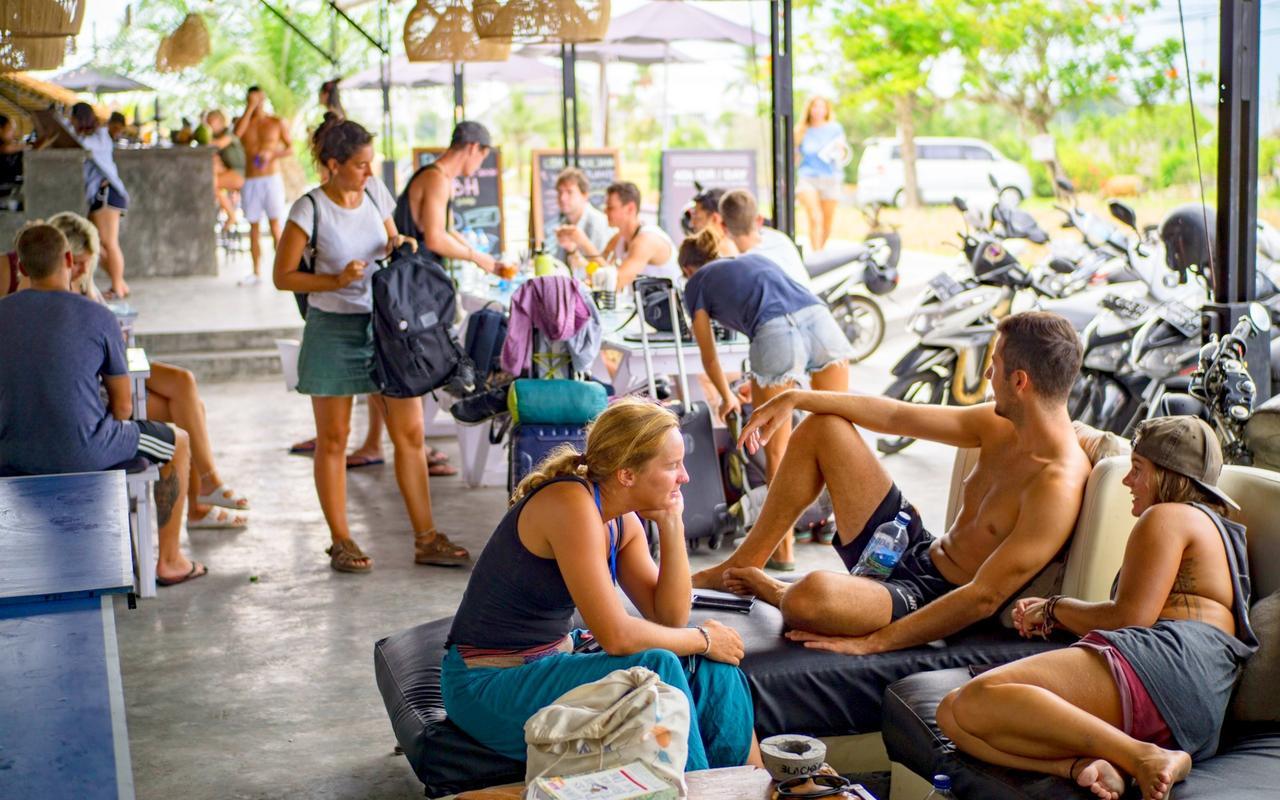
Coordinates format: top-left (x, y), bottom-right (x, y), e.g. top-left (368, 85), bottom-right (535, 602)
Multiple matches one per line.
top-left (895, 511), bottom-right (912, 525)
top-left (932, 774), bottom-right (952, 791)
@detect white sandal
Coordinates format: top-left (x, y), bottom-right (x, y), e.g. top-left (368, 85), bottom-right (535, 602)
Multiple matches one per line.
top-left (188, 506), bottom-right (249, 530)
top-left (196, 484), bottom-right (250, 510)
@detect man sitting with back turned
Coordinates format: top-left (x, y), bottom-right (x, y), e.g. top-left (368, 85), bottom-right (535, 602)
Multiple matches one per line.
top-left (0, 223), bottom-right (206, 585)
top-left (718, 189), bottom-right (811, 288)
top-left (693, 311), bottom-right (1091, 654)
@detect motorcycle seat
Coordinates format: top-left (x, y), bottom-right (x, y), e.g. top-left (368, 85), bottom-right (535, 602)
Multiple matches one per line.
top-left (805, 243), bottom-right (869, 279)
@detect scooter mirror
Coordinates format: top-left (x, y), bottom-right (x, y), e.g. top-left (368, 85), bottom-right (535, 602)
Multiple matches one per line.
top-left (988, 173), bottom-right (999, 189)
top-left (1249, 301), bottom-right (1272, 333)
top-left (1108, 201), bottom-right (1139, 231)
top-left (952, 196), bottom-right (968, 212)
top-left (1056, 177), bottom-right (1075, 194)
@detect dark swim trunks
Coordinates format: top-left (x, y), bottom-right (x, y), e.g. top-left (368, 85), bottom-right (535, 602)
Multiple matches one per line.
top-left (832, 483), bottom-right (958, 620)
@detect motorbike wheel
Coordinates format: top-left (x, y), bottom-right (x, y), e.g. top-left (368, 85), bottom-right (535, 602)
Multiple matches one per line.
top-left (876, 370), bottom-right (946, 455)
top-left (832, 294), bottom-right (886, 363)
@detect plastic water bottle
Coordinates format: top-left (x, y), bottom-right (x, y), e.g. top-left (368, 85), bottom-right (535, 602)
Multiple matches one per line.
top-left (924, 774), bottom-right (955, 799)
top-left (851, 510), bottom-right (911, 579)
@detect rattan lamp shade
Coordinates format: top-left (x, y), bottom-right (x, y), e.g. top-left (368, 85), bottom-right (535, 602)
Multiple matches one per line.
top-left (0, 35), bottom-right (67, 71)
top-left (404, 0), bottom-right (510, 62)
top-left (473, 0), bottom-right (610, 44)
top-left (155, 13), bottom-right (210, 72)
top-left (1, 0), bottom-right (85, 37)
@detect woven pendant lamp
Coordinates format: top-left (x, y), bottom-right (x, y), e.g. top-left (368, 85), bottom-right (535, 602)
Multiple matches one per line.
top-left (155, 13), bottom-right (210, 72)
top-left (1, 0), bottom-right (85, 37)
top-left (0, 35), bottom-right (67, 71)
top-left (473, 0), bottom-right (610, 45)
top-left (404, 0), bottom-right (510, 62)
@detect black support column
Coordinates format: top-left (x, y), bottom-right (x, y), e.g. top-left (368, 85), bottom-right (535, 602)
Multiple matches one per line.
top-left (770, 0), bottom-right (795, 240)
top-left (561, 44), bottom-right (580, 165)
top-left (1207, 0), bottom-right (1269, 399)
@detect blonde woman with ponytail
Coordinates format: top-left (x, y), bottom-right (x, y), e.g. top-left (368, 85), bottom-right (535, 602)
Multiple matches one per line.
top-left (442, 397), bottom-right (762, 771)
top-left (678, 226), bottom-right (854, 570)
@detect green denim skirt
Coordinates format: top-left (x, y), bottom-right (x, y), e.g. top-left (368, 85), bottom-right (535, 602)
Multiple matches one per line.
top-left (296, 308), bottom-right (379, 396)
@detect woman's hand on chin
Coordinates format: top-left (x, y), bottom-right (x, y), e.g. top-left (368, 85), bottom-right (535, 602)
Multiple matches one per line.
top-left (638, 492), bottom-right (685, 533)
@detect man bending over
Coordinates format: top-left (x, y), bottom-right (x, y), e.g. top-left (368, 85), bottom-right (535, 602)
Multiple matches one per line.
top-left (693, 311), bottom-right (1091, 655)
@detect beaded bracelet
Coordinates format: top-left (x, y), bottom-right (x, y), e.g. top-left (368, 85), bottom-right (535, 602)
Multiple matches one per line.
top-left (695, 625), bottom-right (712, 655)
top-left (1043, 595), bottom-right (1064, 635)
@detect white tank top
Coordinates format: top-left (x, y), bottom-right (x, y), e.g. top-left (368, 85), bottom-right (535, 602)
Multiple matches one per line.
top-left (614, 224), bottom-right (682, 282)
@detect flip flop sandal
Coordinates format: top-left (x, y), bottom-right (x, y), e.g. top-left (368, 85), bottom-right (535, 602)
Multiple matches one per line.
top-left (427, 447), bottom-right (451, 466)
top-left (345, 455), bottom-right (386, 469)
top-left (196, 484), bottom-right (250, 510)
top-left (188, 506), bottom-right (249, 530)
top-left (157, 561), bottom-right (208, 586)
top-left (428, 460), bottom-right (458, 477)
top-left (765, 558), bottom-right (796, 572)
top-left (415, 530), bottom-right (470, 567)
top-left (792, 527), bottom-right (815, 544)
top-left (326, 538), bottom-right (372, 573)
top-left (289, 438), bottom-right (317, 454)
top-left (815, 520), bottom-right (838, 545)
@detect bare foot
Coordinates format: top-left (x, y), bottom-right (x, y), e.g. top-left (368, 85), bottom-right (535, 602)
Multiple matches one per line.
top-left (692, 561), bottom-right (734, 590)
top-left (1075, 759), bottom-right (1125, 800)
top-left (1133, 747), bottom-right (1190, 800)
top-left (723, 567), bottom-right (788, 606)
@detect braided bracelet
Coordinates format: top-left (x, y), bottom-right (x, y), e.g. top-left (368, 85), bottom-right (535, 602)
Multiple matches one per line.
top-left (1043, 595), bottom-right (1064, 635)
top-left (695, 625), bottom-right (712, 655)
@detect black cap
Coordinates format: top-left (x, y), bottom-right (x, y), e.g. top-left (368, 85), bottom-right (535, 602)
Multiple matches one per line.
top-left (450, 120), bottom-right (491, 149)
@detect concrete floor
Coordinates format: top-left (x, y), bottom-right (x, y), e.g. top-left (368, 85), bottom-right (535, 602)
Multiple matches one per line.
top-left (111, 249), bottom-right (959, 799)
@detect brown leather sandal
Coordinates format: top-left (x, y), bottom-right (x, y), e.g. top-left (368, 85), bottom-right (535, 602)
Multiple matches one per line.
top-left (326, 538), bottom-right (373, 573)
top-left (415, 530), bottom-right (470, 567)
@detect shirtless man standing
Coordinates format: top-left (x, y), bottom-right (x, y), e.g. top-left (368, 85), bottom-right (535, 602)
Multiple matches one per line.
top-left (235, 86), bottom-right (292, 286)
top-left (393, 121), bottom-right (498, 275)
top-left (601, 182), bottom-right (681, 289)
top-left (693, 311), bottom-right (1092, 656)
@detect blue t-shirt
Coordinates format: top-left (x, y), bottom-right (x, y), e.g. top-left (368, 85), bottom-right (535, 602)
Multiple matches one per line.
top-left (0, 291), bottom-right (138, 474)
top-left (797, 122), bottom-right (846, 179)
top-left (683, 253), bottom-right (822, 338)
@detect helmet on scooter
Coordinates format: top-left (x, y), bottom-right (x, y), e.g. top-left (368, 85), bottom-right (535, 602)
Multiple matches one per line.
top-left (1159, 204), bottom-right (1216, 282)
top-left (862, 262), bottom-right (899, 295)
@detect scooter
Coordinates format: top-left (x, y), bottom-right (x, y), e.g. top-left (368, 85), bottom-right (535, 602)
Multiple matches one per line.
top-left (804, 203), bottom-right (902, 363)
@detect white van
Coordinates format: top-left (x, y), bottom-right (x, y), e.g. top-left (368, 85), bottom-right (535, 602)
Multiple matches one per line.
top-left (855, 137), bottom-right (1033, 208)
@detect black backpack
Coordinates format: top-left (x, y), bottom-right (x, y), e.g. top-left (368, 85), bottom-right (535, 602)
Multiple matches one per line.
top-left (370, 246), bottom-right (471, 398)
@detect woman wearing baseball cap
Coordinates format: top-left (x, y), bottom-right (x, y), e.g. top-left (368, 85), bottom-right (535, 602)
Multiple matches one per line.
top-left (936, 416), bottom-right (1258, 800)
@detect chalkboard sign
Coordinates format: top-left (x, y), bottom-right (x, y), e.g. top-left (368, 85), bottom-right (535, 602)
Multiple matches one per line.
top-left (413, 147), bottom-right (505, 257)
top-left (530, 148), bottom-right (619, 247)
top-left (658, 150), bottom-right (758, 240)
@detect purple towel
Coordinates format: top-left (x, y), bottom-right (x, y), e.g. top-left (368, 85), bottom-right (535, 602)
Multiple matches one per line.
top-left (501, 276), bottom-right (592, 376)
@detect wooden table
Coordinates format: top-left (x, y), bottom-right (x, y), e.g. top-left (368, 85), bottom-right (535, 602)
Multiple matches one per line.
top-left (0, 471), bottom-right (136, 799)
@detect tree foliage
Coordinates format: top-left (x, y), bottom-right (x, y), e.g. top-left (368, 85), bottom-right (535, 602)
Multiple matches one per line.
top-left (960, 0), bottom-right (1185, 134)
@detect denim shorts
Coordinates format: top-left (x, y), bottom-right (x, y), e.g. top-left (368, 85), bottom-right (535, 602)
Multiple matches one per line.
top-left (749, 304), bottom-right (856, 387)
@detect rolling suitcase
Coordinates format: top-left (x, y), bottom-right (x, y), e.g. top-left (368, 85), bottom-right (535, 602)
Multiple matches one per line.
top-left (508, 423), bottom-right (589, 494)
top-left (636, 279), bottom-right (734, 550)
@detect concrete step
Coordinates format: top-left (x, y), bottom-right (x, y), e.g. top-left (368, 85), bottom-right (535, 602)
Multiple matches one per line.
top-left (135, 326), bottom-right (302, 355)
top-left (150, 348), bottom-right (285, 384)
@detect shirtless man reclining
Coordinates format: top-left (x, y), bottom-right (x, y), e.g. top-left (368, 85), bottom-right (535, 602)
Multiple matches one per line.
top-left (693, 311), bottom-right (1093, 655)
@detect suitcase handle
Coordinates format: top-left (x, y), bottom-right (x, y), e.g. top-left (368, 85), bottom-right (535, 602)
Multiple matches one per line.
top-left (667, 286), bottom-right (692, 410)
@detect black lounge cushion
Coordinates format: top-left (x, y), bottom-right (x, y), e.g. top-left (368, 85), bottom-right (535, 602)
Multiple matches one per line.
top-left (883, 668), bottom-right (1280, 799)
top-left (375, 604), bottom-right (1060, 795)
top-left (374, 618), bottom-right (524, 797)
top-left (708, 603), bottom-right (1061, 738)
top-left (804, 244), bottom-right (869, 279)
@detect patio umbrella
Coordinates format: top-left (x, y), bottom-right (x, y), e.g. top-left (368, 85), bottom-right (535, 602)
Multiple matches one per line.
top-left (346, 52), bottom-right (560, 89)
top-left (518, 40), bottom-right (693, 145)
top-left (604, 1), bottom-right (766, 146)
top-left (50, 66), bottom-right (152, 95)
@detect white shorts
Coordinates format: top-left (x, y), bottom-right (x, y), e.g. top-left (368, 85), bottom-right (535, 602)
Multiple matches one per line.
top-left (241, 174), bottom-right (286, 223)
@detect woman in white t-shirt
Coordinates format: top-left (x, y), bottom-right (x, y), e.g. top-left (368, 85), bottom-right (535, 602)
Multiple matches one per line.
top-left (273, 119), bottom-right (469, 573)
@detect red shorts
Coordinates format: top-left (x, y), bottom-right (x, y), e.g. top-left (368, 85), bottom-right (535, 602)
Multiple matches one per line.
top-left (1074, 631), bottom-right (1176, 748)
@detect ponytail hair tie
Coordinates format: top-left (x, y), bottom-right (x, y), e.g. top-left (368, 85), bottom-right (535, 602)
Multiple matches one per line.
top-left (575, 453), bottom-right (588, 468)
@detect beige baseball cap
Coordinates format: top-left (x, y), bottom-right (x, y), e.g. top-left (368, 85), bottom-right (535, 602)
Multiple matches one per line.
top-left (1133, 416), bottom-right (1240, 510)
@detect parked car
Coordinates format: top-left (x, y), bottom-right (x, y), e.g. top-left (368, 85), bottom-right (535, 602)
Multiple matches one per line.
top-left (856, 137), bottom-right (1033, 208)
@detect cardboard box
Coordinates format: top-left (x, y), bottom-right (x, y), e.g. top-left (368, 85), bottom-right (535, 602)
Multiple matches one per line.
top-left (528, 761), bottom-right (678, 800)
